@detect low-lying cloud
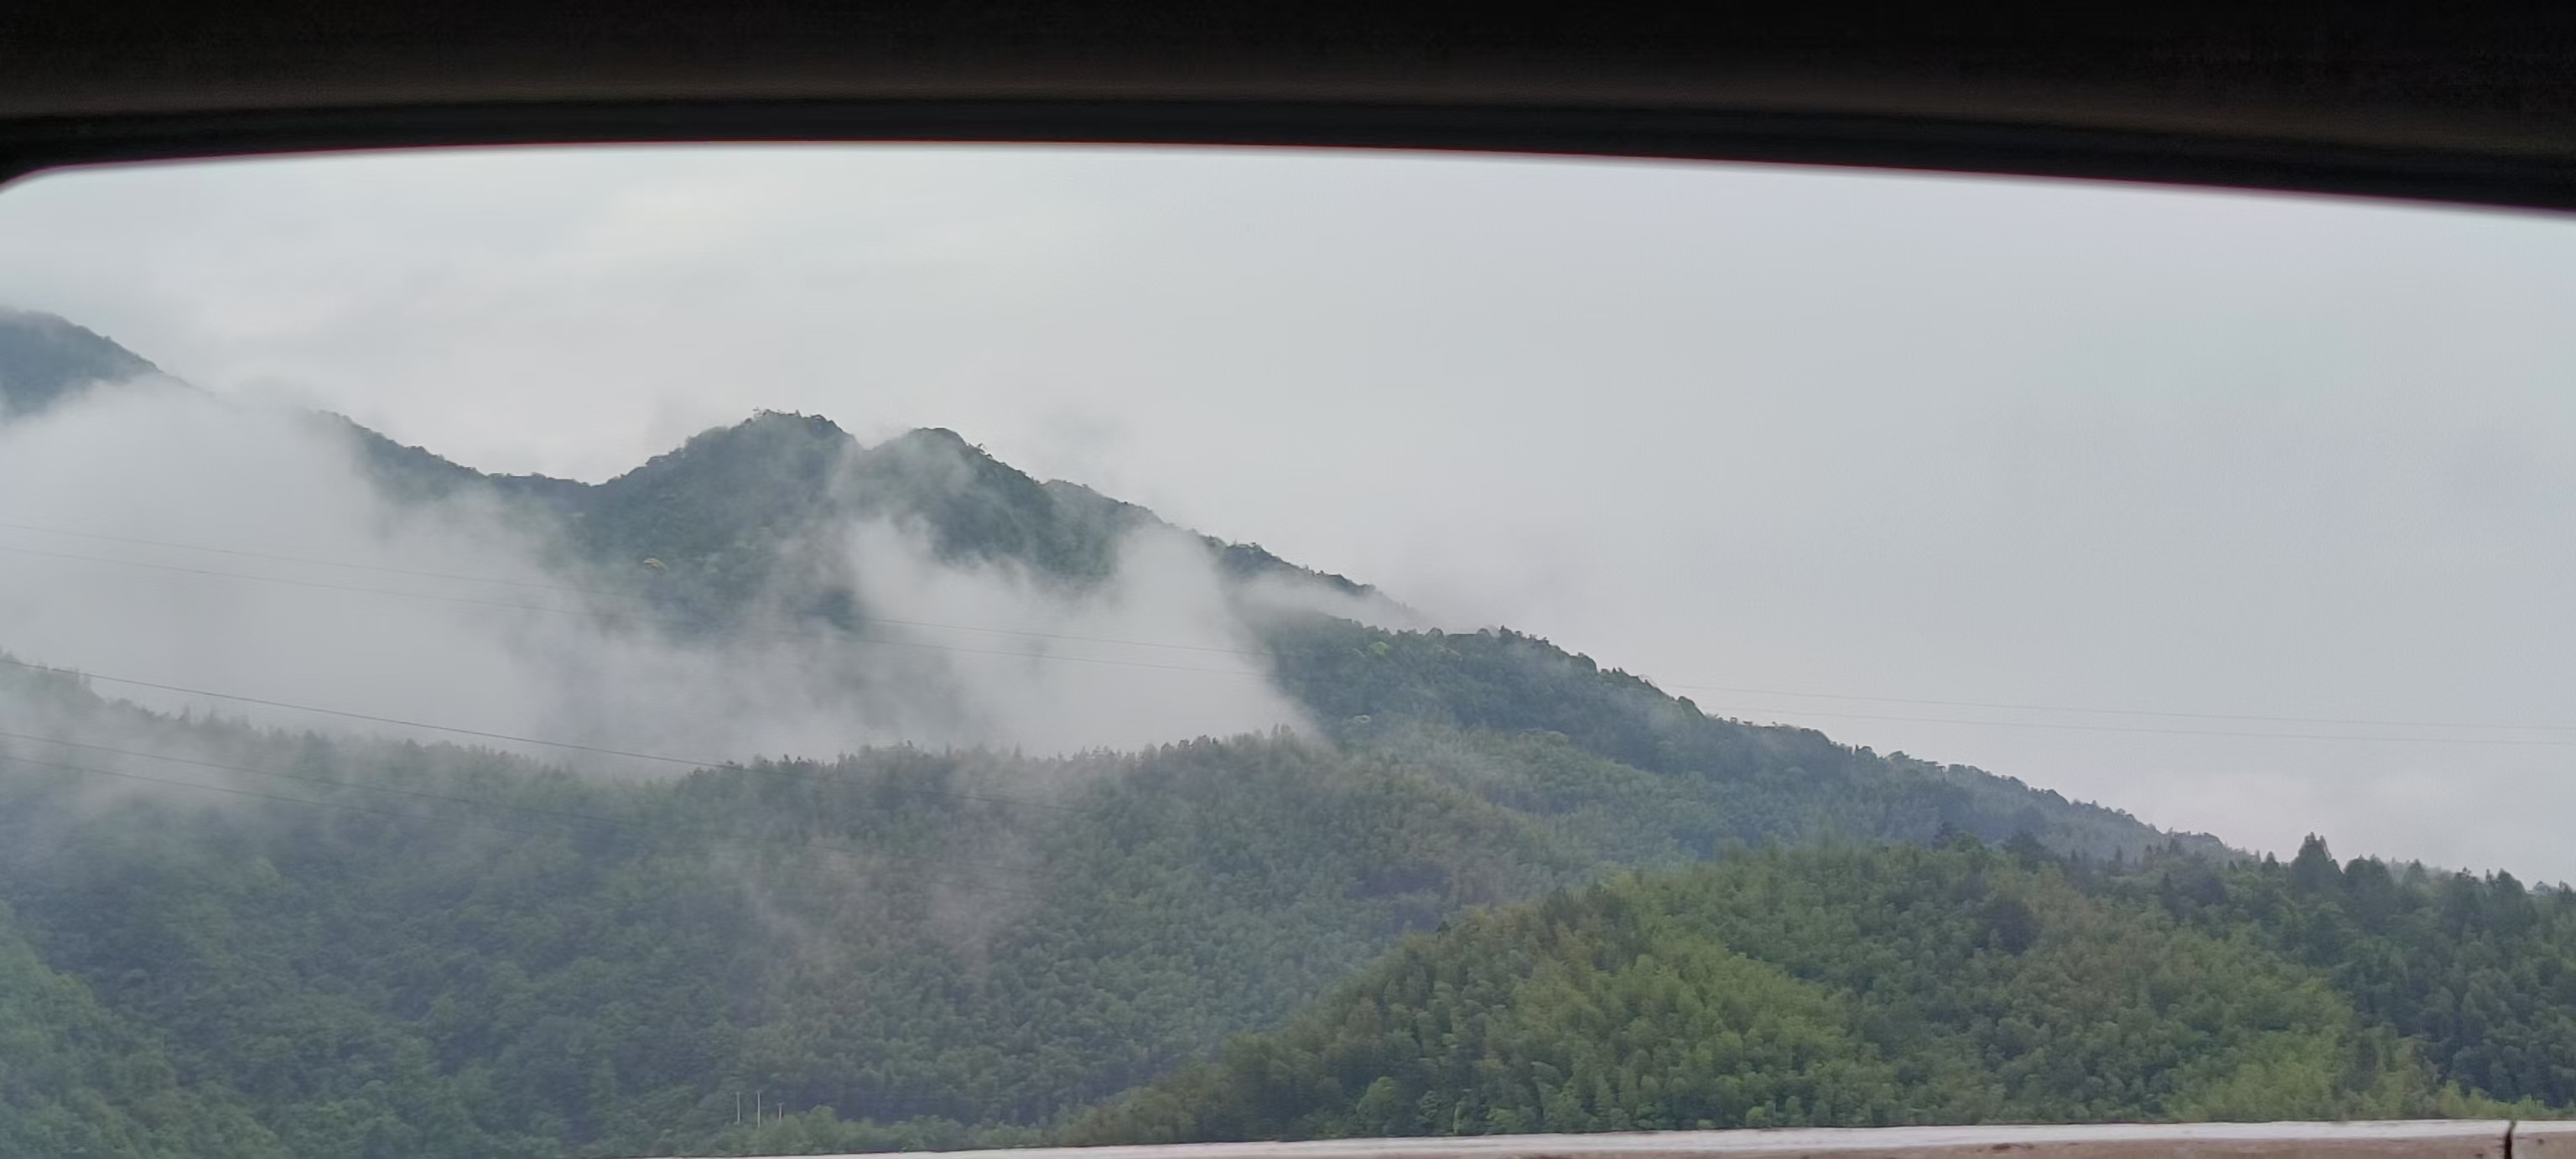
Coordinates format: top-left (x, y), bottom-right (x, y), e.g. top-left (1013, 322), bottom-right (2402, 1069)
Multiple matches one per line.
top-left (0, 377), bottom-right (1317, 773)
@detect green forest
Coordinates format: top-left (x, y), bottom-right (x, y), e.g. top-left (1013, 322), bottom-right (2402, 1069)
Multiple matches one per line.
top-left (2, 312), bottom-right (2570, 1157)
top-left (1076, 843), bottom-right (2571, 1143)
top-left (3, 658), bottom-right (2572, 1158)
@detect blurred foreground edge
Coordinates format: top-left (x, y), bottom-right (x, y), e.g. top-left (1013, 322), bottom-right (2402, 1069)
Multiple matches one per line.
top-left (4, 3), bottom-right (2576, 210)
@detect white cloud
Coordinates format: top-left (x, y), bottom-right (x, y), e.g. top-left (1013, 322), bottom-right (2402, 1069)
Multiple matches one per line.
top-left (0, 384), bottom-right (1308, 769)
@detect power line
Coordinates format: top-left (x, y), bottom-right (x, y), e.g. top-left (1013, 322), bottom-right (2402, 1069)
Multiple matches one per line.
top-left (0, 655), bottom-right (1098, 818)
top-left (1702, 701), bottom-right (2576, 747)
top-left (14, 644), bottom-right (2558, 813)
top-left (24, 517), bottom-right (2576, 741)
top-left (0, 731), bottom-right (1061, 896)
top-left (0, 652), bottom-right (727, 766)
top-left (0, 517), bottom-right (613, 597)
top-left (1665, 679), bottom-right (2576, 735)
top-left (9, 628), bottom-right (2569, 772)
top-left (0, 751), bottom-right (573, 841)
top-left (17, 522), bottom-right (2576, 746)
top-left (0, 519), bottom-right (1272, 660)
top-left (0, 747), bottom-right (1057, 904)
top-left (0, 726), bottom-right (641, 829)
top-left (0, 540), bottom-right (1267, 678)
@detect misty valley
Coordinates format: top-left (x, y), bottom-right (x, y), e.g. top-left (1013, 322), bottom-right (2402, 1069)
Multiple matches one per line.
top-left (1, 307), bottom-right (2572, 1159)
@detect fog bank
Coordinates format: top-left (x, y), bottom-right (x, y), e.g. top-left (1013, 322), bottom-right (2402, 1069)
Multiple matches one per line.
top-left (0, 382), bottom-right (1311, 769)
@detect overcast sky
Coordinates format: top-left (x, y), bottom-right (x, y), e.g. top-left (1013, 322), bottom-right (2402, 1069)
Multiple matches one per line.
top-left (3, 145), bottom-right (2573, 881)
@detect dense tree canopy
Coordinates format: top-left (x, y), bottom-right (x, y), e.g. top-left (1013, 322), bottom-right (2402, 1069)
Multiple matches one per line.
top-left (3, 659), bottom-right (2570, 1158)
top-left (2, 319), bottom-right (2564, 1156)
top-left (2134, 834), bottom-right (2576, 1107)
top-left (1074, 844), bottom-right (2554, 1144)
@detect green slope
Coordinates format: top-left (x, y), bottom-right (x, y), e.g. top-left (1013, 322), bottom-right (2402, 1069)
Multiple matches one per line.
top-left (0, 897), bottom-right (275, 1158)
top-left (0, 313), bottom-right (2332, 1157)
top-left (1268, 620), bottom-right (2225, 863)
top-left (1073, 843), bottom-right (2558, 1144)
top-left (2137, 836), bottom-right (2576, 1106)
top-left (10, 663), bottom-right (2562, 1158)
top-left (0, 666), bottom-right (1593, 1156)
top-left (0, 654), bottom-right (2243, 1158)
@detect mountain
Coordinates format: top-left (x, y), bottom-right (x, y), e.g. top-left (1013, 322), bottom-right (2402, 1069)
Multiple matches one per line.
top-left (0, 309), bottom-right (163, 417)
top-left (314, 390), bottom-right (2218, 863)
top-left (1266, 620), bottom-right (2216, 863)
top-left (336, 408), bottom-right (1384, 631)
top-left (0, 310), bottom-right (2315, 1157)
top-left (0, 309), bottom-right (2208, 865)
top-left (260, 328), bottom-right (2222, 863)
top-left (0, 650), bottom-right (2232, 1158)
top-left (0, 662), bottom-right (1588, 1156)
top-left (1072, 841), bottom-right (2565, 1144)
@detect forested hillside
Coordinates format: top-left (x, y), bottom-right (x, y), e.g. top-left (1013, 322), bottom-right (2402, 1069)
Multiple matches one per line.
top-left (331, 396), bottom-right (2219, 865)
top-left (1076, 842), bottom-right (2570, 1144)
top-left (0, 652), bottom-right (2236, 1158)
top-left (0, 308), bottom-right (2199, 865)
top-left (3, 311), bottom-right (2555, 1159)
top-left (1268, 620), bottom-right (2218, 863)
top-left (0, 899), bottom-right (277, 1157)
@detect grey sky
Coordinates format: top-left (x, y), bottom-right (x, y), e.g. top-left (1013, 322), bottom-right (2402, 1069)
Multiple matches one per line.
top-left (3, 145), bottom-right (2573, 881)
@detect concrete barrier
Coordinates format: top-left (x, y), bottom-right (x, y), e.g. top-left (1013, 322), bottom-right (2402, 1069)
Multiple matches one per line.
top-left (730, 1121), bottom-right (2574, 1159)
top-left (2521, 1122), bottom-right (2576, 1159)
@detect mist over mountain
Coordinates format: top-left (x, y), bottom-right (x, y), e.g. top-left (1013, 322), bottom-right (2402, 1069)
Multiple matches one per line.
top-left (0, 309), bottom-right (2206, 852)
top-left (342, 407), bottom-right (1383, 626)
top-left (0, 321), bottom-right (1388, 761)
top-left (0, 309), bottom-right (2400, 1158)
top-left (0, 308), bottom-right (166, 418)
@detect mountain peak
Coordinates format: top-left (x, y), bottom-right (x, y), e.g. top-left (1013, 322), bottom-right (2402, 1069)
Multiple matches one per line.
top-left (0, 310), bottom-right (1379, 612)
top-left (741, 408), bottom-right (848, 438)
top-left (0, 308), bottom-right (163, 418)
top-left (667, 408), bottom-right (853, 460)
top-left (885, 425), bottom-right (973, 450)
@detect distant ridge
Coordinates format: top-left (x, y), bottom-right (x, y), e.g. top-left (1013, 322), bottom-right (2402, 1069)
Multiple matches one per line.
top-left (337, 408), bottom-right (1390, 611)
top-left (0, 309), bottom-right (2361, 1157)
top-left (0, 309), bottom-right (2216, 871)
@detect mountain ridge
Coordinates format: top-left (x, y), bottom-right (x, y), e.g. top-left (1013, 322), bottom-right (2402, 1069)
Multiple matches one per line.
top-left (0, 305), bottom-right (2219, 863)
top-left (0, 305), bottom-right (2217, 862)
top-left (0, 308), bottom-right (2316, 1157)
top-left (334, 403), bottom-right (1385, 609)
